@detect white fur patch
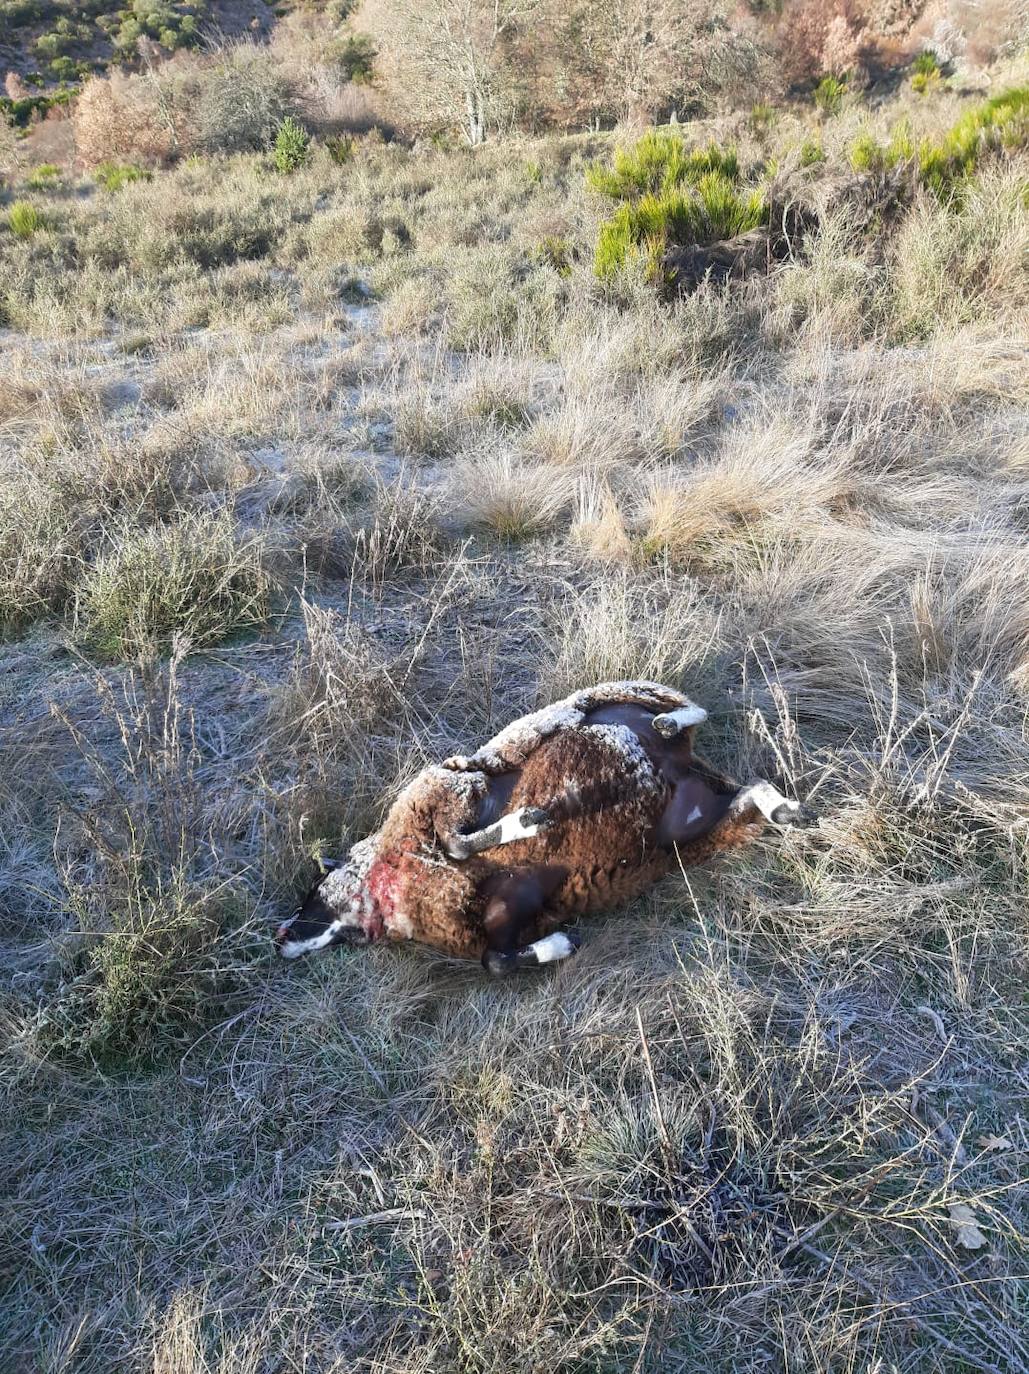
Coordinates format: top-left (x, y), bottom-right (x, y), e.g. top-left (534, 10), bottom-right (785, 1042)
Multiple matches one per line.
top-left (686, 804), bottom-right (703, 824)
top-left (387, 909), bottom-right (414, 939)
top-left (496, 808), bottom-right (543, 843)
top-left (746, 781), bottom-right (798, 822)
top-left (528, 932), bottom-right (576, 964)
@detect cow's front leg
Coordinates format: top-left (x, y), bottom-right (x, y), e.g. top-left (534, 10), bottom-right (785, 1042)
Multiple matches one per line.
top-left (442, 806), bottom-right (551, 861)
top-left (480, 865), bottom-right (570, 976)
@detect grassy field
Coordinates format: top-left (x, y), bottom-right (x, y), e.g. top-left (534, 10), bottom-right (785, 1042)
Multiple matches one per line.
top-left (1, 63), bottom-right (1028, 1373)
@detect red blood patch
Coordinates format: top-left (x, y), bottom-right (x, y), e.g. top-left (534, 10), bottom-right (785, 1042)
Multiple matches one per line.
top-left (365, 858), bottom-right (398, 938)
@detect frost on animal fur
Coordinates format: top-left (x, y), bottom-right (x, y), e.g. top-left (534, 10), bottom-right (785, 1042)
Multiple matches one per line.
top-left (275, 681), bottom-right (814, 974)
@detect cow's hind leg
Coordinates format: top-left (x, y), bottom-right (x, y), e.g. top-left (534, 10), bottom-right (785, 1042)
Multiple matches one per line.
top-left (480, 865), bottom-right (572, 977)
top-left (443, 806), bottom-right (551, 861)
top-left (737, 780), bottom-right (815, 827)
top-left (660, 775), bottom-right (815, 856)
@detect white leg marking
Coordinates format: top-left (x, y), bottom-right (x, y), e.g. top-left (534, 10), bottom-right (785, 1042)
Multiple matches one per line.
top-left (745, 781), bottom-right (800, 823)
top-left (527, 932), bottom-right (576, 964)
top-left (652, 704), bottom-right (708, 738)
top-left (278, 917), bottom-right (345, 960)
top-left (496, 807), bottom-right (545, 844)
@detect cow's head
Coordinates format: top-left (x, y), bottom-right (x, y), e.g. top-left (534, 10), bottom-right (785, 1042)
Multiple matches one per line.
top-left (275, 837), bottom-right (379, 959)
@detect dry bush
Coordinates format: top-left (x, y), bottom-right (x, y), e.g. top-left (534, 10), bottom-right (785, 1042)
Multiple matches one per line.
top-left (74, 71), bottom-right (177, 167)
top-left (890, 161), bottom-right (1029, 338)
top-left (73, 44), bottom-right (305, 167)
top-left (639, 415), bottom-right (850, 566)
top-left (450, 446), bottom-right (579, 539)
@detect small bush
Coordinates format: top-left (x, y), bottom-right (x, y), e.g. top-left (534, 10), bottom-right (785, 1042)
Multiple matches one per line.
top-left (74, 514), bottom-right (274, 661)
top-left (8, 199), bottom-right (44, 238)
top-left (594, 178), bottom-right (765, 280)
top-left (911, 50), bottom-right (942, 96)
top-left (273, 114), bottom-right (310, 172)
top-left (799, 137), bottom-right (824, 166)
top-left (750, 102), bottom-right (775, 132)
top-left (589, 132), bottom-right (764, 281)
top-left (814, 74), bottom-right (846, 116)
top-left (846, 88), bottom-right (1029, 199)
top-left (338, 32), bottom-right (376, 83)
top-left (95, 161), bottom-right (152, 191)
top-left (26, 161), bottom-right (61, 188)
top-left (325, 133), bottom-right (354, 164)
top-left (587, 133), bottom-right (740, 200)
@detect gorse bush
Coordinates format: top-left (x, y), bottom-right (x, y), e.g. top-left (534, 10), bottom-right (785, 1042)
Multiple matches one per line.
top-left (587, 132), bottom-right (740, 200)
top-left (95, 161), bottom-right (152, 191)
top-left (74, 514), bottom-right (274, 661)
top-left (273, 115), bottom-right (311, 172)
top-left (8, 200), bottom-right (45, 238)
top-left (847, 88), bottom-right (1029, 198)
top-left (814, 74), bottom-right (846, 115)
top-left (589, 132), bottom-right (765, 280)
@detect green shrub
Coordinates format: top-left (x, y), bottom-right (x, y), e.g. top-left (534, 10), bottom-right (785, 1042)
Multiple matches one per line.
top-left (588, 131), bottom-right (766, 281)
top-left (533, 235), bottom-right (572, 275)
top-left (814, 75), bottom-right (846, 116)
top-left (94, 161), bottom-right (152, 191)
top-left (74, 515), bottom-right (274, 661)
top-left (338, 32), bottom-right (376, 83)
top-left (326, 134), bottom-right (354, 165)
top-left (911, 51), bottom-right (942, 95)
top-left (26, 162), bottom-right (62, 188)
top-left (799, 138), bottom-right (824, 166)
top-left (594, 176), bottom-right (765, 281)
top-left (750, 102), bottom-right (775, 132)
top-left (8, 200), bottom-right (45, 238)
top-left (273, 114), bottom-right (311, 172)
top-left (587, 132), bottom-right (740, 200)
top-left (844, 91), bottom-right (1028, 199)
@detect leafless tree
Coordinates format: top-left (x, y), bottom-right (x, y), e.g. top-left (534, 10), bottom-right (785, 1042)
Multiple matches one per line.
top-left (359, 0), bottom-right (542, 144)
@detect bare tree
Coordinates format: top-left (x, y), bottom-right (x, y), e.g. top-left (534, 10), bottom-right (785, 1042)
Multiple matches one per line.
top-left (546, 0), bottom-right (772, 127)
top-left (359, 0), bottom-right (542, 144)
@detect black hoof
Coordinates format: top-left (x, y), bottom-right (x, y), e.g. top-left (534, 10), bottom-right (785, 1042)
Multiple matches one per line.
top-left (652, 713), bottom-right (680, 739)
top-left (520, 805), bottom-right (551, 830)
top-left (483, 949), bottom-right (518, 978)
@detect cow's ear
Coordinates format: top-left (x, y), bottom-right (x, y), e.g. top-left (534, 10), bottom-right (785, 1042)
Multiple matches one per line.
top-left (317, 855), bottom-right (344, 875)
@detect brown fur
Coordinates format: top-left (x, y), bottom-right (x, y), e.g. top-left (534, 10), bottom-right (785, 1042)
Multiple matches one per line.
top-left (365, 690), bottom-right (762, 960)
